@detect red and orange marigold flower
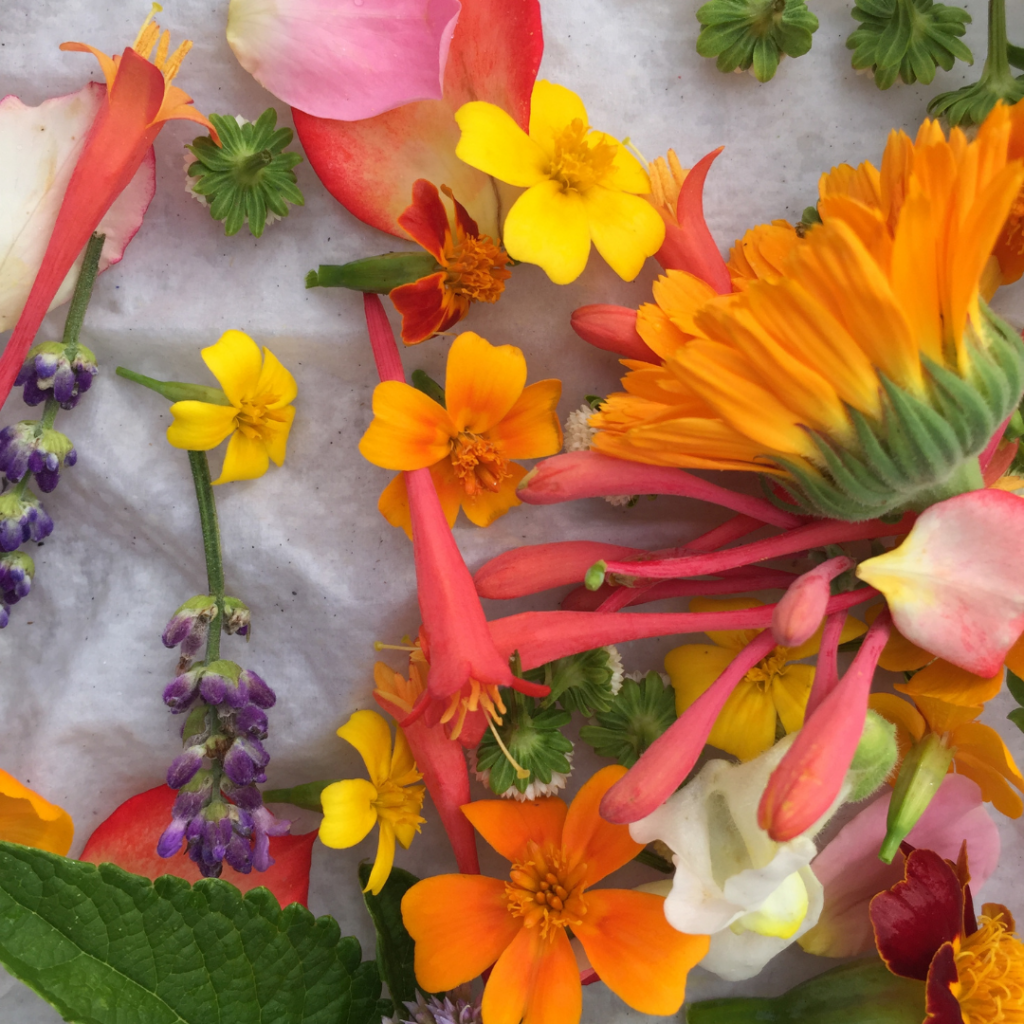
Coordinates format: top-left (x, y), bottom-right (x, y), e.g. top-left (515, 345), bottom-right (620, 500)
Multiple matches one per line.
top-left (401, 765), bottom-right (709, 1024)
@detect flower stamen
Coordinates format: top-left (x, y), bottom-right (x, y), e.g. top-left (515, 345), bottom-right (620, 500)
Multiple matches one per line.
top-left (549, 119), bottom-right (618, 194)
top-left (506, 840), bottom-right (588, 938)
top-left (953, 910), bottom-right (1024, 1024)
top-left (450, 433), bottom-right (511, 496)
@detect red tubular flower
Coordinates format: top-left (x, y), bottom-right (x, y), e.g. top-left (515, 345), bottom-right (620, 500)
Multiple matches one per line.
top-left (569, 305), bottom-right (659, 361)
top-left (0, 9), bottom-right (216, 406)
top-left (870, 845), bottom-right (1024, 1023)
top-left (390, 179), bottom-right (511, 345)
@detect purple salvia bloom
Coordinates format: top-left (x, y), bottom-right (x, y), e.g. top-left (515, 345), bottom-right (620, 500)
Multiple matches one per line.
top-left (199, 660), bottom-right (247, 707)
top-left (157, 816), bottom-right (188, 858)
top-left (163, 668), bottom-right (203, 711)
top-left (0, 604), bottom-right (8, 628)
top-left (223, 736), bottom-right (269, 785)
top-left (17, 343), bottom-right (98, 411)
top-left (167, 745), bottom-right (206, 788)
top-left (0, 492), bottom-right (54, 553)
top-left (251, 805), bottom-right (289, 873)
top-left (239, 669), bottom-right (275, 709)
top-left (235, 704), bottom-right (268, 738)
top-left (225, 832), bottom-right (253, 873)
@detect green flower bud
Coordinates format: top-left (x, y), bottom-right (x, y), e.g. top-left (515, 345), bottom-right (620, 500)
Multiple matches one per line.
top-left (844, 710), bottom-right (898, 803)
top-left (305, 251), bottom-right (443, 293)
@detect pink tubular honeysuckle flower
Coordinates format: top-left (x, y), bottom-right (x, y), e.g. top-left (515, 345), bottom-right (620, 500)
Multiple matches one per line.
top-left (517, 451), bottom-right (803, 528)
top-left (800, 774), bottom-right (1000, 958)
top-left (757, 610), bottom-right (892, 843)
top-left (771, 555), bottom-right (855, 649)
top-left (803, 611), bottom-right (846, 719)
top-left (569, 305), bottom-right (659, 362)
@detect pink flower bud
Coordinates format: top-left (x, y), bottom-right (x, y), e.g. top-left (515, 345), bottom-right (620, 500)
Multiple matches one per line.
top-left (570, 304), bottom-right (658, 361)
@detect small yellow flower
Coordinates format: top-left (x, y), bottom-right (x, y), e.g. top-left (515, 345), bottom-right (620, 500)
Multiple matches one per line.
top-left (666, 597), bottom-right (866, 762)
top-left (454, 81), bottom-right (665, 285)
top-left (319, 710), bottom-right (426, 895)
top-left (167, 329), bottom-right (297, 485)
top-left (0, 769), bottom-right (74, 855)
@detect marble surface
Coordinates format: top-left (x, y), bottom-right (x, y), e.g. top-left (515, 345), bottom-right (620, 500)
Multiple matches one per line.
top-left (2, 0), bottom-right (1023, 1019)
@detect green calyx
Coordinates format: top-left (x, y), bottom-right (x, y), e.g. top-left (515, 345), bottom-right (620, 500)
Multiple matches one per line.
top-left (928, 0), bottom-right (1024, 127)
top-left (306, 252), bottom-right (443, 294)
top-left (261, 780), bottom-right (336, 812)
top-left (771, 302), bottom-right (1024, 521)
top-left (696, 0), bottom-right (819, 82)
top-left (847, 0), bottom-right (973, 90)
top-left (579, 671), bottom-right (677, 769)
top-left (116, 367), bottom-right (232, 406)
top-left (475, 692), bottom-right (573, 797)
top-left (845, 711), bottom-right (899, 803)
top-left (523, 647), bottom-right (621, 717)
top-left (186, 109), bottom-right (304, 238)
top-left (0, 550), bottom-right (34, 577)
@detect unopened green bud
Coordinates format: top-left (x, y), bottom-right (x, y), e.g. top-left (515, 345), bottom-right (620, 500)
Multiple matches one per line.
top-left (584, 560), bottom-right (608, 591)
top-left (844, 710), bottom-right (898, 803)
top-left (879, 731), bottom-right (955, 863)
top-left (262, 780), bottom-right (335, 812)
top-left (306, 251), bottom-right (443, 293)
top-left (116, 367), bottom-right (231, 406)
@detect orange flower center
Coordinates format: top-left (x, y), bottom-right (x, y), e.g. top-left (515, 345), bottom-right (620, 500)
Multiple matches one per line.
top-left (953, 911), bottom-right (1024, 1024)
top-left (439, 677), bottom-right (507, 741)
top-left (449, 433), bottom-right (511, 497)
top-left (506, 840), bottom-right (589, 939)
top-left (444, 235), bottom-right (511, 304)
top-left (743, 649), bottom-right (790, 692)
top-left (236, 391), bottom-right (289, 442)
top-left (1004, 190), bottom-right (1024, 257)
top-left (548, 118), bottom-right (618, 194)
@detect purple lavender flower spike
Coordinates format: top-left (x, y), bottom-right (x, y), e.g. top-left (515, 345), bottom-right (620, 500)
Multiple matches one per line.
top-left (235, 704), bottom-right (269, 738)
top-left (163, 668), bottom-right (202, 711)
top-left (239, 669), bottom-right (276, 709)
top-left (17, 342), bottom-right (98, 411)
top-left (199, 660), bottom-right (247, 707)
top-left (223, 736), bottom-right (269, 785)
top-left (0, 493), bottom-right (55, 552)
top-left (225, 832), bottom-right (253, 873)
top-left (20, 378), bottom-right (48, 407)
top-left (157, 816), bottom-right (188, 858)
top-left (167, 745), bottom-right (206, 788)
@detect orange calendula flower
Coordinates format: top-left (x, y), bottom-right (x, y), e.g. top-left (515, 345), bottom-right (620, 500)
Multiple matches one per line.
top-left (0, 769), bottom-right (74, 855)
top-left (359, 331), bottom-right (562, 535)
top-left (401, 765), bottom-right (709, 1024)
top-left (391, 179), bottom-right (511, 345)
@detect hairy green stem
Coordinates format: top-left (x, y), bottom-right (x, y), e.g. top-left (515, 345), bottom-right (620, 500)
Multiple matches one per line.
top-left (188, 450), bottom-right (225, 661)
top-left (61, 232), bottom-right (105, 358)
top-left (40, 399), bottom-right (59, 431)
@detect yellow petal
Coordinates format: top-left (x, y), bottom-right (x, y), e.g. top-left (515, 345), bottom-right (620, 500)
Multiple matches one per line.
top-left (166, 401), bottom-right (238, 451)
top-left (261, 405), bottom-right (295, 467)
top-left (319, 778), bottom-right (379, 849)
top-left (211, 429), bottom-right (269, 484)
top-left (444, 332), bottom-right (527, 435)
top-left (390, 728), bottom-right (421, 786)
top-left (255, 346), bottom-right (298, 408)
top-left (378, 472), bottom-right (413, 540)
top-left (358, 381), bottom-right (455, 470)
top-left (912, 695), bottom-right (982, 733)
top-left (583, 186), bottom-right (665, 282)
top-left (787, 613), bottom-right (867, 661)
top-left (529, 80), bottom-right (588, 152)
top-left (711, 679), bottom-right (779, 761)
top-left (666, 644), bottom-right (737, 714)
top-left (0, 770), bottom-right (73, 855)
top-left (868, 693), bottom-right (927, 745)
top-left (337, 709), bottom-right (393, 788)
top-left (772, 664), bottom-right (816, 735)
top-left (460, 462), bottom-right (527, 527)
top-left (455, 101), bottom-right (549, 188)
top-left (687, 596), bottom-right (765, 650)
top-left (201, 329), bottom-right (263, 405)
top-left (597, 135), bottom-right (652, 194)
top-left (364, 820), bottom-right (397, 895)
top-left (503, 180), bottom-right (591, 285)
top-left (486, 379), bottom-right (563, 460)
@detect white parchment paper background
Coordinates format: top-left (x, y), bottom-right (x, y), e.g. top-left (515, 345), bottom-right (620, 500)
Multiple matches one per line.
top-left (2, 0), bottom-right (1023, 1019)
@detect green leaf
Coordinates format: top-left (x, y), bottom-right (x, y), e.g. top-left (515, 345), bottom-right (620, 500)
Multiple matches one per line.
top-left (0, 840), bottom-right (379, 1024)
top-left (579, 671), bottom-right (677, 768)
top-left (1008, 707), bottom-right (1024, 734)
top-left (525, 647), bottom-right (620, 717)
top-left (358, 864), bottom-right (420, 1008)
top-left (1007, 669), bottom-right (1024, 707)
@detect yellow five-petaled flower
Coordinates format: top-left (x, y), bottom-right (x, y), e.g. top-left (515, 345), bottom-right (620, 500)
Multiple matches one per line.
top-left (319, 710), bottom-right (426, 896)
top-left (166, 329), bottom-right (297, 485)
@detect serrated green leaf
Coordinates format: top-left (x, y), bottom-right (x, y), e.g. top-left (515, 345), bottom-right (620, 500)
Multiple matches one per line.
top-left (0, 840), bottom-right (379, 1024)
top-left (358, 864), bottom-right (420, 1008)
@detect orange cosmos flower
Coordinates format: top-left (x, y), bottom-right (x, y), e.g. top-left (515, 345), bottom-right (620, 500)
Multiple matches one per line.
top-left (359, 330), bottom-right (562, 536)
top-left (391, 179), bottom-right (511, 345)
top-left (401, 765), bottom-right (709, 1024)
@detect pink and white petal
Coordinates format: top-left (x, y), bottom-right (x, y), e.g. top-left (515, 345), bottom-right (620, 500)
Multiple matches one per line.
top-left (227, 0), bottom-right (462, 121)
top-left (856, 490), bottom-right (1024, 676)
top-left (0, 84), bottom-right (155, 330)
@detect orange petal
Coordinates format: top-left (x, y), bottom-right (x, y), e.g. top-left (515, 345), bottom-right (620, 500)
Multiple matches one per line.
top-left (462, 796), bottom-right (567, 863)
top-left (482, 924), bottom-right (581, 1024)
top-left (402, 874), bottom-right (520, 992)
top-left (866, 603), bottom-right (934, 672)
top-left (460, 461), bottom-right (526, 528)
top-left (1003, 630), bottom-right (1024, 678)
top-left (445, 331), bottom-right (527, 434)
top-left (574, 889), bottom-right (709, 1015)
top-left (487, 379), bottom-right (564, 460)
top-left (378, 471), bottom-right (414, 539)
top-left (561, 765), bottom-right (641, 885)
top-left (869, 693), bottom-right (927, 749)
top-left (359, 381), bottom-right (455, 470)
top-left (896, 658), bottom-right (1003, 707)
top-left (0, 769), bottom-right (74, 855)
top-left (390, 272), bottom-right (453, 345)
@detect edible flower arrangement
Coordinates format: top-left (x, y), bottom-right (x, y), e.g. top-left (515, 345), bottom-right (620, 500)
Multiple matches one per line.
top-left (2, 1), bottom-right (1024, 1023)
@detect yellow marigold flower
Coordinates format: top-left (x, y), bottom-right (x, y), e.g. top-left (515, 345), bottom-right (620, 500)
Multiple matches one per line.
top-left (454, 81), bottom-right (665, 285)
top-left (666, 597), bottom-right (866, 762)
top-left (319, 709), bottom-right (425, 896)
top-left (359, 331), bottom-right (562, 536)
top-left (0, 769), bottom-right (73, 855)
top-left (167, 329), bottom-right (297, 485)
top-left (591, 104), bottom-right (1024, 520)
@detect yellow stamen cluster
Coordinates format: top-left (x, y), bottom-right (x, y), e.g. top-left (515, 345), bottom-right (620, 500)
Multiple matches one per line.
top-left (439, 677), bottom-right (506, 740)
top-left (954, 911), bottom-right (1024, 1024)
top-left (744, 649), bottom-right (792, 693)
top-left (235, 392), bottom-right (290, 443)
top-left (648, 149), bottom-right (688, 222)
top-left (132, 4), bottom-right (192, 85)
top-left (506, 840), bottom-right (589, 939)
top-left (450, 433), bottom-right (511, 496)
top-left (373, 776), bottom-right (427, 833)
top-left (549, 119), bottom-right (618, 194)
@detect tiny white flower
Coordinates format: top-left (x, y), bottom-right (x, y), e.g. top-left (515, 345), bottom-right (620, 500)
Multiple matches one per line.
top-left (604, 645), bottom-right (624, 695)
top-left (563, 404), bottom-right (633, 507)
top-left (471, 747), bottom-right (573, 802)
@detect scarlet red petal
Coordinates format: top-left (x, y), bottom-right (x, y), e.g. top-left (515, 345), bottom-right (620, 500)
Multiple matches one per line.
top-left (443, 184), bottom-right (481, 238)
top-left (390, 272), bottom-right (452, 344)
top-left (924, 943), bottom-right (964, 1024)
top-left (397, 179), bottom-right (450, 259)
top-left (869, 848), bottom-right (963, 981)
top-left (80, 785), bottom-right (316, 908)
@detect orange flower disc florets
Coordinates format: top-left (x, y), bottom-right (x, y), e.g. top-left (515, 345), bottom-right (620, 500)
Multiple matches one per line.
top-left (445, 234), bottom-right (510, 304)
top-left (549, 118), bottom-right (618, 193)
top-left (450, 433), bottom-right (511, 496)
top-left (506, 840), bottom-right (589, 939)
top-left (954, 910), bottom-right (1024, 1024)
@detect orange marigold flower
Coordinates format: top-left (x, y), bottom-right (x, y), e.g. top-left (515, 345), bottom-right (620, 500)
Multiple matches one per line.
top-left (391, 180), bottom-right (511, 345)
top-left (401, 765), bottom-right (710, 1024)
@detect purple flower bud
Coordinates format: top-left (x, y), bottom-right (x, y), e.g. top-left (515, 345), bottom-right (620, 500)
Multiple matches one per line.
top-left (223, 736), bottom-right (269, 785)
top-left (0, 492), bottom-right (54, 553)
top-left (17, 343), bottom-right (98, 411)
top-left (0, 604), bottom-right (8, 629)
top-left (0, 423), bottom-right (75, 491)
top-left (172, 772), bottom-right (214, 820)
top-left (235, 704), bottom-right (268, 738)
top-left (240, 669), bottom-right (276, 709)
top-left (222, 598), bottom-right (251, 637)
top-left (162, 597), bottom-right (217, 659)
top-left (157, 817), bottom-right (188, 858)
top-left (199, 660), bottom-right (247, 707)
top-left (251, 805), bottom-right (290, 873)
top-left (0, 553), bottom-right (33, 607)
top-left (21, 378), bottom-right (48, 407)
top-left (225, 832), bottom-right (253, 874)
top-left (163, 669), bottom-right (202, 711)
top-left (167, 746), bottom-right (205, 788)
top-left (53, 364), bottom-right (76, 405)
top-left (220, 779), bottom-right (263, 811)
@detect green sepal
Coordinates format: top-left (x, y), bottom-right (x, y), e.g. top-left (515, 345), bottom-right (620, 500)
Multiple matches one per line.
top-left (0, 840), bottom-right (382, 1024)
top-left (696, 0), bottom-right (818, 82)
top-left (116, 366), bottom-right (232, 406)
top-left (411, 369), bottom-right (446, 407)
top-left (524, 647), bottom-right (620, 717)
top-left (847, 0), bottom-right (972, 90)
top-left (928, 69), bottom-right (1024, 129)
top-left (263, 780), bottom-right (336, 812)
top-left (357, 864), bottom-right (420, 1010)
top-left (475, 692), bottom-right (573, 796)
top-left (579, 671), bottom-right (677, 768)
top-left (0, 549), bottom-right (34, 580)
top-left (686, 958), bottom-right (925, 1023)
top-left (306, 252), bottom-right (443, 293)
top-left (186, 109), bottom-right (305, 238)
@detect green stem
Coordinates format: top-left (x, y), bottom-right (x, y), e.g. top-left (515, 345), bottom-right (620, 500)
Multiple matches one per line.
top-left (980, 0), bottom-right (1012, 85)
top-left (40, 399), bottom-right (59, 431)
top-left (187, 450), bottom-right (225, 662)
top-left (61, 233), bottom-right (105, 358)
